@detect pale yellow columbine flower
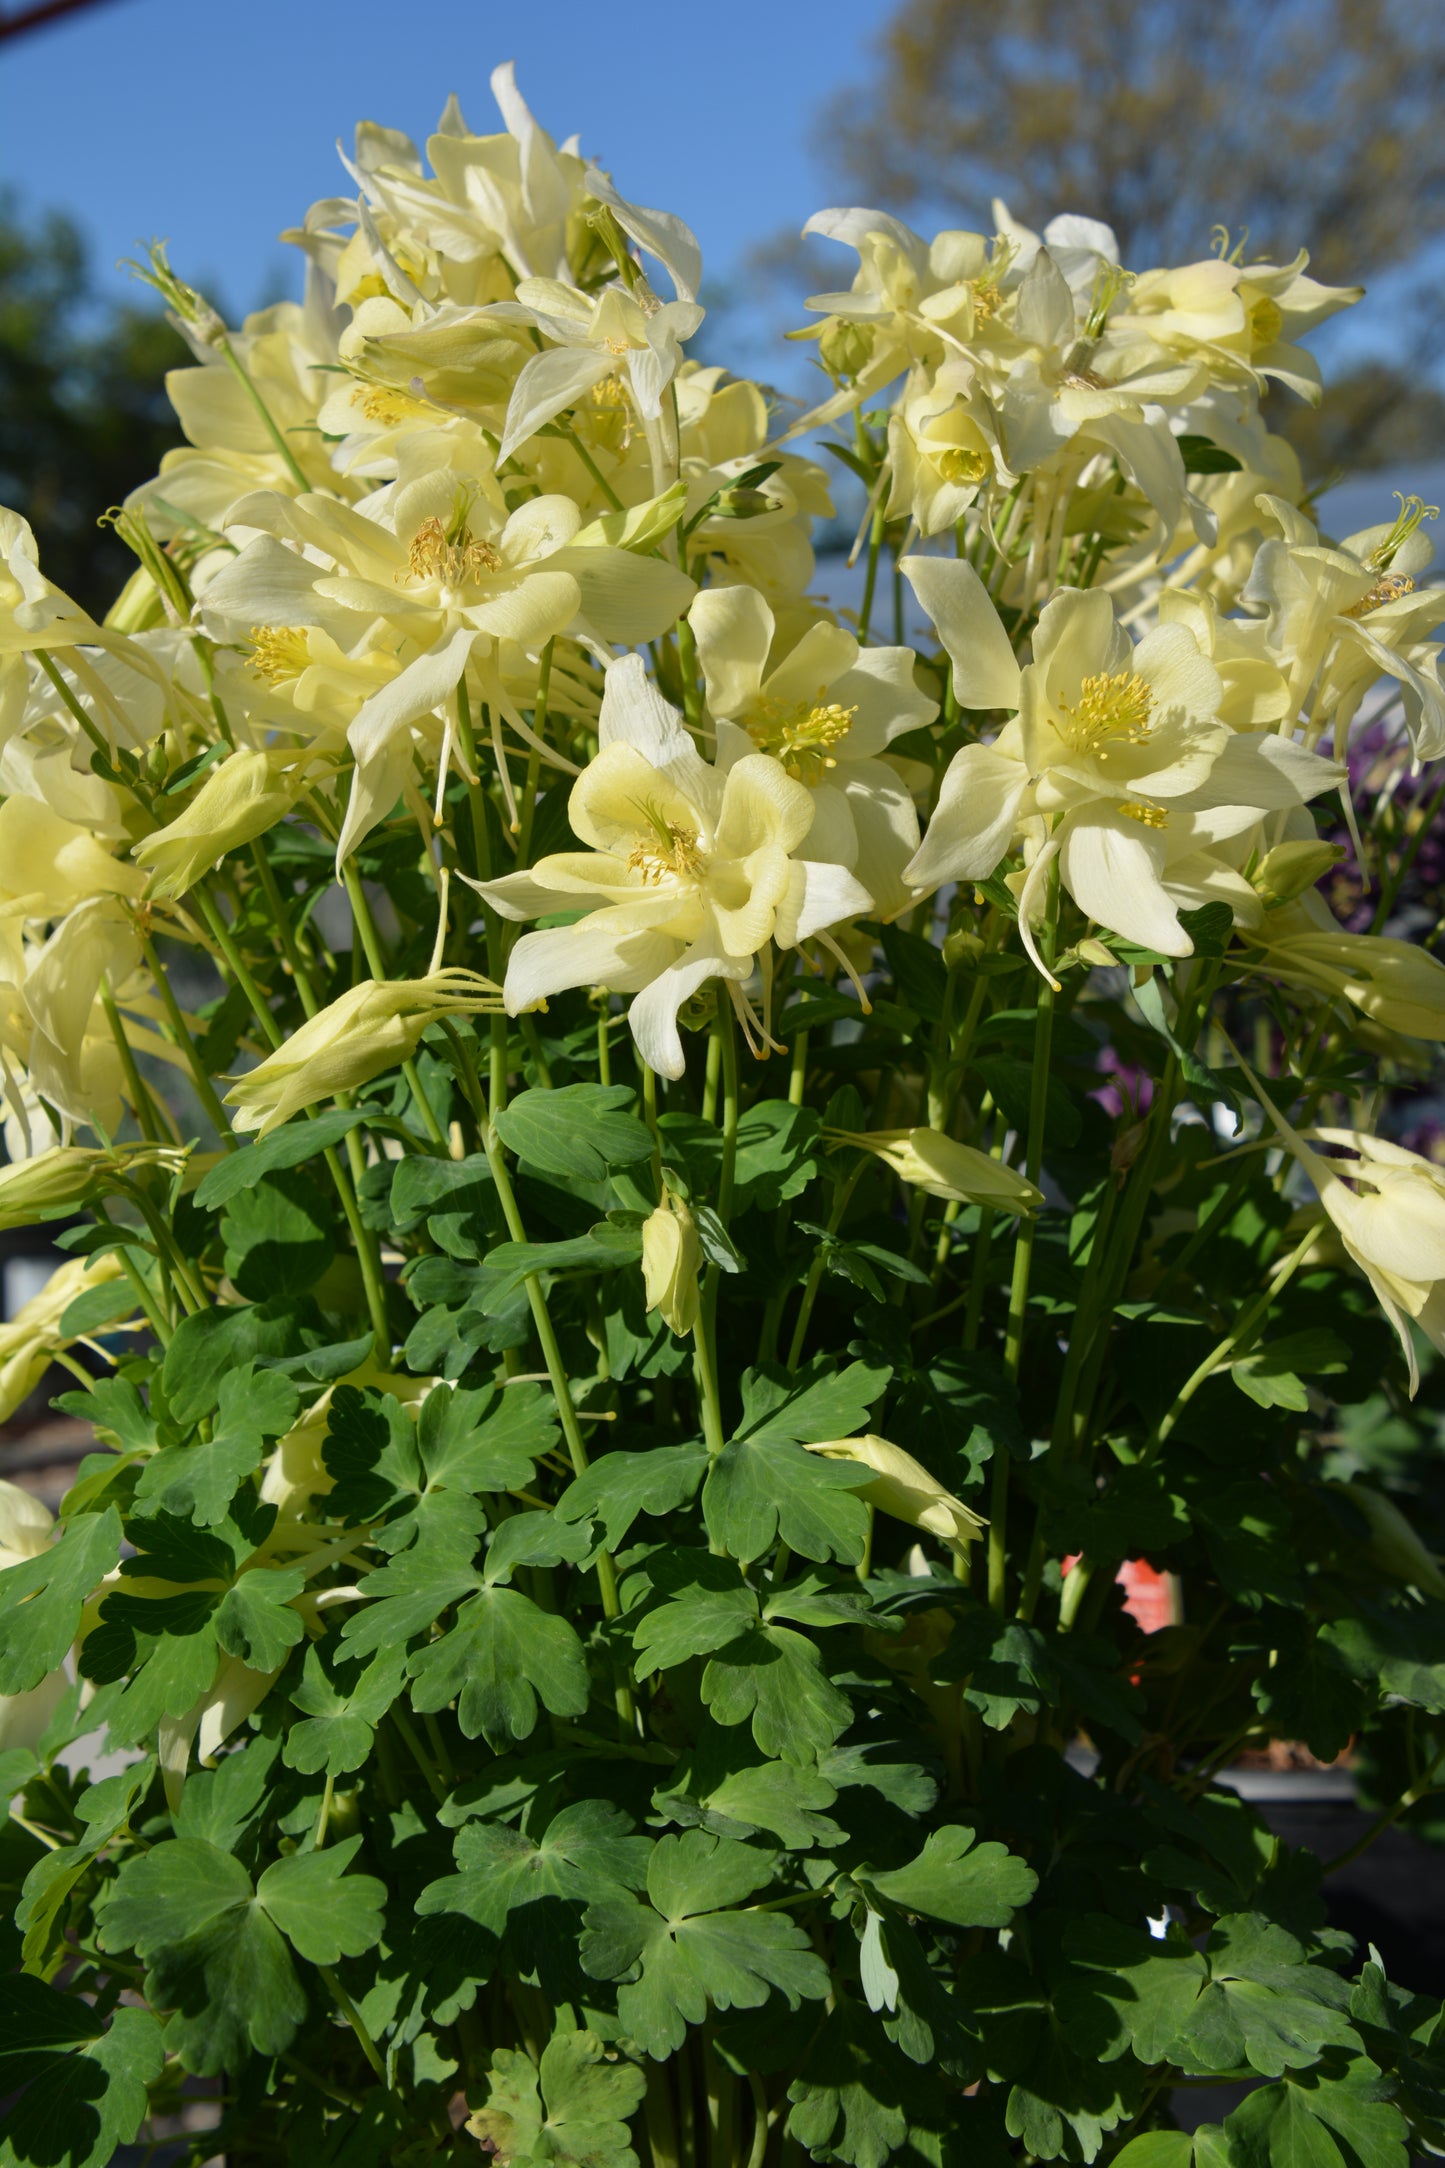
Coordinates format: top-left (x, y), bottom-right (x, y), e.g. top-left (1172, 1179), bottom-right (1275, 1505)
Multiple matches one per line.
top-left (0, 1480), bottom-right (69, 1752)
top-left (640, 1189), bottom-right (703, 1338)
top-left (1246, 1070), bottom-right (1445, 1395)
top-left (1249, 894), bottom-right (1445, 1042)
top-left (0, 1142), bottom-right (179, 1230)
top-left (134, 748), bottom-right (307, 899)
top-left (902, 559), bottom-right (1338, 977)
top-left (224, 970), bottom-right (501, 1137)
top-left (478, 657), bottom-right (872, 1079)
top-left (0, 1253), bottom-right (136, 1422)
top-left (831, 1127), bottom-right (1043, 1214)
top-left (0, 793), bottom-right (145, 916)
top-left (803, 1435), bottom-right (984, 1558)
top-left (688, 585), bottom-right (936, 921)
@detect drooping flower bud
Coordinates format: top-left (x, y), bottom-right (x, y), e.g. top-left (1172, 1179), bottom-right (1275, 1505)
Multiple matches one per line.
top-left (0, 1142), bottom-right (183, 1232)
top-left (1252, 840), bottom-right (1345, 909)
top-left (1328, 1480), bottom-right (1445, 1599)
top-left (224, 971), bottom-right (502, 1137)
top-left (641, 1189), bottom-right (703, 1337)
top-left (804, 1434), bottom-right (984, 1557)
top-left (830, 1126), bottom-right (1044, 1212)
top-left (134, 748), bottom-right (303, 898)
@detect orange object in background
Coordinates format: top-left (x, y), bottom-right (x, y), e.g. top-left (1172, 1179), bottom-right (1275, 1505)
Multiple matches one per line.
top-left (1062, 1554), bottom-right (1176, 1633)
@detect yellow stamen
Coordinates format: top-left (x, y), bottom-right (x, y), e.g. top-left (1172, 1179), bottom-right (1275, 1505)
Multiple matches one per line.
top-left (628, 800), bottom-right (704, 883)
top-left (247, 626), bottom-right (310, 685)
top-left (361, 385), bottom-right (423, 425)
top-left (1118, 801), bottom-right (1168, 829)
top-left (745, 690), bottom-right (857, 783)
top-left (400, 515), bottom-right (501, 590)
top-left (1058, 671), bottom-right (1154, 759)
top-left (1345, 572), bottom-right (1416, 619)
top-left (937, 447), bottom-right (989, 485)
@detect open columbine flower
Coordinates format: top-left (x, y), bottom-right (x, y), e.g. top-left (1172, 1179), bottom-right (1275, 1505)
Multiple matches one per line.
top-left (476, 655), bottom-right (872, 1076)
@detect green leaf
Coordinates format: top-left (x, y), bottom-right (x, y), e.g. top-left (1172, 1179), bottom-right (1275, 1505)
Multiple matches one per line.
top-left (703, 1435), bottom-right (872, 1565)
top-left (735, 1356), bottom-right (892, 1446)
top-left (654, 1738), bottom-right (845, 1850)
top-left (193, 1109), bottom-right (368, 1208)
top-left (134, 1363), bottom-right (299, 1525)
top-left (220, 1167), bottom-right (335, 1299)
top-left (0, 1512), bottom-right (122, 1696)
top-left (212, 1561), bottom-right (306, 1670)
top-left (1177, 900), bottom-right (1237, 955)
top-left (1058, 1917), bottom-right (1209, 2065)
top-left (256, 1836), bottom-right (387, 1963)
top-left (555, 1443), bottom-right (709, 1550)
top-left (0, 1979), bottom-right (164, 2168)
top-left (732, 1101), bottom-right (823, 1212)
top-left (630, 1559), bottom-right (759, 1676)
top-left (418, 1379), bottom-right (558, 1496)
top-left (407, 1584), bottom-right (591, 1747)
top-left (160, 1297), bottom-right (319, 1424)
top-left (580, 1831), bottom-right (828, 2058)
top-left (866, 1825), bottom-right (1037, 1928)
top-left (283, 1641), bottom-right (406, 1776)
top-left (98, 1838), bottom-right (304, 2073)
top-left (100, 1832), bottom-right (384, 2073)
top-left (420, 1800), bottom-right (650, 1989)
top-left (702, 1623), bottom-right (855, 1763)
top-left (479, 1223), bottom-right (645, 1310)
top-left (339, 1540), bottom-right (484, 1663)
top-left (494, 1085), bottom-right (655, 1181)
top-left (1170, 1914), bottom-right (1361, 2080)
top-left (56, 1278), bottom-right (142, 1337)
top-left (467, 2029), bottom-right (647, 2168)
top-left (1110, 2136), bottom-right (1195, 2168)
top-left (1177, 435), bottom-right (1243, 474)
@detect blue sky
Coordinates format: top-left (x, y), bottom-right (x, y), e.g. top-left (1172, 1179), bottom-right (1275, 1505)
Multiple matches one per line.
top-left (0, 0), bottom-right (892, 324)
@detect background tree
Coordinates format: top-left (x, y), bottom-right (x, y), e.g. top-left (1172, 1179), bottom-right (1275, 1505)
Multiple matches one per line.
top-left (0, 189), bottom-right (183, 616)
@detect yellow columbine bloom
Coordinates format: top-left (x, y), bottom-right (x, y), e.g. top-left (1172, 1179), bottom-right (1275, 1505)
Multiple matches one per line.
top-left (640, 1189), bottom-right (703, 1337)
top-left (134, 748), bottom-right (306, 899)
top-left (224, 971), bottom-right (501, 1137)
top-left (803, 1435), bottom-right (984, 1558)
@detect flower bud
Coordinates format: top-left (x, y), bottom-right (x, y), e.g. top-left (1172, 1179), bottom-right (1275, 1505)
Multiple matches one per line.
top-left (224, 971), bottom-right (501, 1137)
top-left (1257, 908), bottom-right (1445, 1041)
top-left (941, 929), bottom-right (984, 970)
top-left (819, 318), bottom-right (875, 380)
top-left (1328, 1480), bottom-right (1445, 1599)
top-left (1253, 840), bottom-right (1345, 908)
top-left (830, 1126), bottom-right (1044, 1212)
top-left (134, 748), bottom-right (302, 899)
top-left (641, 1190), bottom-right (703, 1337)
top-left (0, 1143), bottom-right (186, 1232)
top-left (0, 1253), bottom-right (134, 1422)
top-left (804, 1434), bottom-right (984, 1557)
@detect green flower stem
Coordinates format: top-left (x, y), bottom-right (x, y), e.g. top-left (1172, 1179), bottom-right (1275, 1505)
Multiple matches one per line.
top-left (137, 930), bottom-right (235, 1142)
top-left (91, 1198), bottom-right (172, 1346)
top-left (339, 859), bottom-right (448, 1151)
top-left (99, 977), bottom-right (168, 1146)
top-left (454, 677), bottom-right (511, 1113)
top-left (317, 1964), bottom-right (385, 2084)
top-left (695, 1000), bottom-right (740, 1461)
top-left (515, 637), bottom-right (554, 864)
top-left (194, 885), bottom-right (393, 1359)
top-left (644, 2059), bottom-right (681, 2168)
top-left (787, 1159), bottom-right (868, 1371)
top-left (125, 1185), bottom-right (208, 1315)
top-left (216, 335), bottom-right (310, 491)
top-left (557, 422), bottom-right (624, 510)
top-left (249, 837), bottom-right (320, 1019)
top-left (857, 497), bottom-right (886, 643)
top-left (34, 649), bottom-right (113, 766)
top-left (1324, 1739), bottom-right (1445, 1874)
top-left (990, 880), bottom-right (1058, 1614)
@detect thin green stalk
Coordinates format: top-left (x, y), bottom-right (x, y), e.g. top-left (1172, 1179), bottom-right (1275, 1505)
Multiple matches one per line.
top-left (318, 1964), bottom-right (386, 2083)
top-left (217, 335), bottom-right (310, 491)
top-left (250, 836), bottom-right (320, 1017)
top-left (99, 978), bottom-right (166, 1144)
top-left (1324, 1740), bottom-right (1445, 1873)
top-left (34, 649), bottom-right (113, 766)
top-left (138, 930), bottom-right (235, 1139)
top-left (857, 499), bottom-right (886, 642)
top-left (194, 886), bottom-right (392, 1356)
top-left (988, 886), bottom-right (1057, 1614)
top-left (787, 1160), bottom-right (867, 1369)
top-left (516, 637), bottom-right (555, 862)
top-left (91, 1199), bottom-right (171, 1345)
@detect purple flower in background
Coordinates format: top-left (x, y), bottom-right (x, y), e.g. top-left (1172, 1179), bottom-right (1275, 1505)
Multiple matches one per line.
top-left (1092, 1047), bottom-right (1155, 1120)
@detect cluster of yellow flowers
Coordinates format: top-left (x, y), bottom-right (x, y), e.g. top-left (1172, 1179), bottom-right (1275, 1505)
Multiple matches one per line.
top-left (2, 63), bottom-right (1445, 1404)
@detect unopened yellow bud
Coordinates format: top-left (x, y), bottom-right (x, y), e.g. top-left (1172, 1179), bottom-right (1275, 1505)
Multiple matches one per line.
top-left (0, 1143), bottom-right (182, 1231)
top-left (831, 1127), bottom-right (1044, 1213)
top-left (223, 971), bottom-right (501, 1137)
top-left (819, 318), bottom-right (875, 380)
top-left (640, 1190), bottom-right (703, 1338)
top-left (941, 929), bottom-right (985, 970)
top-left (1253, 840), bottom-right (1345, 909)
top-left (804, 1434), bottom-right (984, 1556)
top-left (134, 748), bottom-right (302, 899)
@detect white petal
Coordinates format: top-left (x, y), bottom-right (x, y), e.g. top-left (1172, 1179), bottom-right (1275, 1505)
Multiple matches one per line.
top-left (904, 743), bottom-right (1028, 894)
top-left (1058, 810), bottom-right (1189, 955)
top-left (689, 585), bottom-right (773, 718)
top-left (783, 859), bottom-right (875, 946)
top-left (628, 939), bottom-right (743, 1079)
top-left (505, 918), bottom-right (681, 1013)
top-left (498, 346), bottom-right (612, 464)
top-left (900, 556), bottom-right (1022, 711)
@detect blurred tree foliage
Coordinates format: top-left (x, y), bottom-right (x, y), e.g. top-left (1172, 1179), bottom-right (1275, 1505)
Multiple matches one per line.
top-left (0, 190), bottom-right (185, 617)
top-left (794, 0), bottom-right (1445, 478)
